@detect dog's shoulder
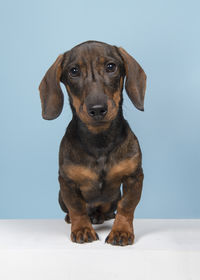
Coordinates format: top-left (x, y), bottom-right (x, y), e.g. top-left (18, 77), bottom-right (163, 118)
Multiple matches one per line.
top-left (106, 121), bottom-right (141, 179)
top-left (109, 120), bottom-right (141, 160)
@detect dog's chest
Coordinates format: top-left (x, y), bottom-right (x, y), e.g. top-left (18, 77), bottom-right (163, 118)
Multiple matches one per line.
top-left (86, 154), bottom-right (121, 190)
top-left (80, 155), bottom-right (120, 203)
top-left (92, 155), bottom-right (107, 189)
top-left (95, 155), bottom-right (106, 173)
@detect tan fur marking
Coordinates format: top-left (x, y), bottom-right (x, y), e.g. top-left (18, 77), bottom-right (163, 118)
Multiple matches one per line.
top-left (82, 103), bottom-right (93, 123)
top-left (104, 77), bottom-right (123, 122)
top-left (86, 122), bottom-right (111, 134)
top-left (63, 164), bottom-right (98, 184)
top-left (72, 96), bottom-right (81, 113)
top-left (67, 89), bottom-right (81, 113)
top-left (66, 86), bottom-right (94, 124)
top-left (105, 99), bottom-right (118, 122)
top-left (107, 154), bottom-right (139, 182)
top-left (113, 77), bottom-right (123, 107)
top-left (113, 90), bottom-right (121, 107)
top-left (99, 57), bottom-right (105, 63)
top-left (80, 184), bottom-right (94, 192)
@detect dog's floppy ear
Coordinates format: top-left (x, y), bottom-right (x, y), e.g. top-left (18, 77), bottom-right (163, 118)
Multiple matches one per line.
top-left (118, 47), bottom-right (147, 111)
top-left (39, 54), bottom-right (64, 120)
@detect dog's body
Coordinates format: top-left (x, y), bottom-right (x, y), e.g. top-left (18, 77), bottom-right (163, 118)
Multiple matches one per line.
top-left (39, 41), bottom-right (147, 246)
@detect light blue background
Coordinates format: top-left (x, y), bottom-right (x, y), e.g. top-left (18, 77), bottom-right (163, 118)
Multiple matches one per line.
top-left (0, 0), bottom-right (199, 218)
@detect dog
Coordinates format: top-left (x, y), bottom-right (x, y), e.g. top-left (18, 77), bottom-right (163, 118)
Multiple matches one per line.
top-left (39, 41), bottom-right (147, 246)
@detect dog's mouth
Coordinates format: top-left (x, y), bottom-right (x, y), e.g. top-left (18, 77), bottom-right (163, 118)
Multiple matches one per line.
top-left (90, 120), bottom-right (109, 126)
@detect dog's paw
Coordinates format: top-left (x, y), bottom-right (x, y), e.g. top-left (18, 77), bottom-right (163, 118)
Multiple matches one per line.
top-left (71, 227), bottom-right (99, 244)
top-left (105, 230), bottom-right (134, 246)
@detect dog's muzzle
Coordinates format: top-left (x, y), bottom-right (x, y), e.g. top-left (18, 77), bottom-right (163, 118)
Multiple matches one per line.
top-left (86, 91), bottom-right (108, 121)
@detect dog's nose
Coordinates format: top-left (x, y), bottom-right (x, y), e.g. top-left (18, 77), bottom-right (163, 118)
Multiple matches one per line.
top-left (88, 104), bottom-right (108, 120)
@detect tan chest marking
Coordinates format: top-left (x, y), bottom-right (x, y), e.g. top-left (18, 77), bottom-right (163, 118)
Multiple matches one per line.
top-left (62, 164), bottom-right (98, 185)
top-left (106, 154), bottom-right (140, 182)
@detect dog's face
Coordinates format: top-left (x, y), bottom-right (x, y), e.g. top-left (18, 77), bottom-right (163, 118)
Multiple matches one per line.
top-left (39, 41), bottom-right (146, 132)
top-left (60, 42), bottom-right (125, 128)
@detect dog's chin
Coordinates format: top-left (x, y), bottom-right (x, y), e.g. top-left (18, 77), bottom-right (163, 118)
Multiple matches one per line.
top-left (90, 120), bottom-right (110, 127)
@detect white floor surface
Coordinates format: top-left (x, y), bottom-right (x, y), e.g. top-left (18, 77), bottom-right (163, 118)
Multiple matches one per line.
top-left (0, 219), bottom-right (200, 280)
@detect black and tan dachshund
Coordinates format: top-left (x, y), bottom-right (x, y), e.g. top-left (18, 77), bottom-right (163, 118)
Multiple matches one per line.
top-left (39, 41), bottom-right (147, 246)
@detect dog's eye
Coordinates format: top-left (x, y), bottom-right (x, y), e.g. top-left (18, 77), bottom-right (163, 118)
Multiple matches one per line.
top-left (69, 67), bottom-right (80, 77)
top-left (106, 63), bottom-right (116, 73)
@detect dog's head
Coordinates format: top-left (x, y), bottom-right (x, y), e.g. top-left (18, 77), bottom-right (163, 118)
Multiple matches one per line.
top-left (39, 41), bottom-right (146, 131)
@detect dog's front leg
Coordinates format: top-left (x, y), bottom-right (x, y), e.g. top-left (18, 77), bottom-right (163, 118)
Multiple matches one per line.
top-left (59, 175), bottom-right (99, 243)
top-left (105, 168), bottom-right (143, 246)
